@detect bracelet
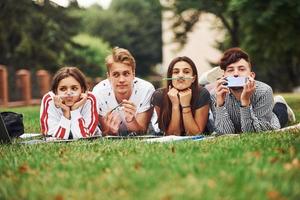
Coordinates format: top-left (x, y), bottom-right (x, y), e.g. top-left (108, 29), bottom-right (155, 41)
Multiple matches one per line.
top-left (181, 105), bottom-right (191, 109)
top-left (182, 110), bottom-right (191, 114)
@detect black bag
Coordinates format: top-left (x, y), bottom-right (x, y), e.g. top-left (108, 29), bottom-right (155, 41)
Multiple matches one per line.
top-left (0, 111), bottom-right (24, 138)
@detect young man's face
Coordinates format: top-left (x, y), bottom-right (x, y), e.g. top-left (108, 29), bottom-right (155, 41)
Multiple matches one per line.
top-left (224, 58), bottom-right (255, 78)
top-left (108, 62), bottom-right (135, 97)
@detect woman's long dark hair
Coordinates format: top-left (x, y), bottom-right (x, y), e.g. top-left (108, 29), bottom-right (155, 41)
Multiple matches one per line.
top-left (158, 56), bottom-right (200, 134)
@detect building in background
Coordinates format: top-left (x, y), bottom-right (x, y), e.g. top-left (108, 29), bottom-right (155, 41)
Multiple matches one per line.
top-left (162, 11), bottom-right (224, 76)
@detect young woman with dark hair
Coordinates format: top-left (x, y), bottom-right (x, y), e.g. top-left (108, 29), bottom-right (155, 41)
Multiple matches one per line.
top-left (151, 56), bottom-right (210, 135)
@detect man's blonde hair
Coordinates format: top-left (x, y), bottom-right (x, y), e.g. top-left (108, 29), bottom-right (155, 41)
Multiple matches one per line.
top-left (105, 47), bottom-right (136, 72)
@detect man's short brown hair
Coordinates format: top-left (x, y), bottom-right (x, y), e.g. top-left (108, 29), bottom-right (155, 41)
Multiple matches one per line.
top-left (220, 47), bottom-right (251, 70)
top-left (105, 47), bottom-right (136, 72)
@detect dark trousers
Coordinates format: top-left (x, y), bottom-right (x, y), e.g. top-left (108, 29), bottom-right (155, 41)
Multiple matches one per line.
top-left (273, 103), bottom-right (288, 128)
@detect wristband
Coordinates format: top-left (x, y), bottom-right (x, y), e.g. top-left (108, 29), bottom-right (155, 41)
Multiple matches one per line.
top-left (181, 105), bottom-right (191, 109)
top-left (182, 110), bottom-right (191, 114)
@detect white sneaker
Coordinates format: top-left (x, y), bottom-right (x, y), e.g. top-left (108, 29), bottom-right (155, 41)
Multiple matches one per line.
top-left (274, 95), bottom-right (296, 123)
top-left (199, 67), bottom-right (224, 85)
top-left (275, 122), bottom-right (300, 132)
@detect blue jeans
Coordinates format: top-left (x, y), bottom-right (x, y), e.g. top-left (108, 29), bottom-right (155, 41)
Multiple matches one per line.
top-left (273, 103), bottom-right (288, 128)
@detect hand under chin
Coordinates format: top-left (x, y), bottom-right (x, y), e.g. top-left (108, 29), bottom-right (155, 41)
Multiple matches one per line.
top-left (175, 86), bottom-right (191, 92)
top-left (65, 102), bottom-right (74, 107)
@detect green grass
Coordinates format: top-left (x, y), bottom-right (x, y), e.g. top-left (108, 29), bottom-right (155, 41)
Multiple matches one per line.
top-left (0, 94), bottom-right (300, 200)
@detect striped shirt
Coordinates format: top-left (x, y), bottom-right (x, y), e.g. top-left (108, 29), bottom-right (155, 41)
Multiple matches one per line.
top-left (40, 91), bottom-right (101, 139)
top-left (210, 81), bottom-right (280, 134)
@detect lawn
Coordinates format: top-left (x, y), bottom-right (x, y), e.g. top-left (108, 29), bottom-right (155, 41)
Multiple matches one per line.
top-left (0, 94), bottom-right (300, 200)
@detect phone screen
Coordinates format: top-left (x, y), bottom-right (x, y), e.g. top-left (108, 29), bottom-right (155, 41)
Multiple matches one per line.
top-left (226, 76), bottom-right (247, 88)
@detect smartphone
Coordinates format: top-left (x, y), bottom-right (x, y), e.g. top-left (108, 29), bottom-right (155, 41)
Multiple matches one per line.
top-left (225, 76), bottom-right (247, 88)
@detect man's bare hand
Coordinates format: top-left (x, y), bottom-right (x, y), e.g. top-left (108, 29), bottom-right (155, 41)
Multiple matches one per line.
top-left (241, 77), bottom-right (256, 107)
top-left (121, 99), bottom-right (137, 123)
top-left (215, 77), bottom-right (230, 107)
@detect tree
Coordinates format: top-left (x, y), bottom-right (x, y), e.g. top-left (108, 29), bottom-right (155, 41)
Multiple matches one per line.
top-left (69, 34), bottom-right (110, 78)
top-left (0, 0), bottom-right (80, 72)
top-left (166, 0), bottom-right (300, 91)
top-left (0, 0), bottom-right (111, 79)
top-left (233, 0), bottom-right (300, 91)
top-left (82, 0), bottom-right (163, 77)
top-left (164, 0), bottom-right (240, 47)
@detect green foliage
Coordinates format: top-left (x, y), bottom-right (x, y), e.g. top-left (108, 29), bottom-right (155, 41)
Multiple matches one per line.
top-left (69, 34), bottom-right (111, 78)
top-left (166, 0), bottom-right (238, 47)
top-left (82, 0), bottom-right (163, 77)
top-left (0, 0), bottom-right (80, 72)
top-left (0, 0), bottom-right (110, 79)
top-left (167, 0), bottom-right (300, 91)
top-left (0, 0), bottom-right (162, 79)
top-left (234, 0), bottom-right (300, 92)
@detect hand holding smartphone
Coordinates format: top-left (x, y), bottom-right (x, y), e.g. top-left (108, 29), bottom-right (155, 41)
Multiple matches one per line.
top-left (223, 76), bottom-right (247, 88)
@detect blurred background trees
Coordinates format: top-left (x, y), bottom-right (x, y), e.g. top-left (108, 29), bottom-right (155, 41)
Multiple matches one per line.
top-left (0, 0), bottom-right (299, 91)
top-left (0, 0), bottom-right (162, 78)
top-left (76, 0), bottom-right (163, 76)
top-left (166, 0), bottom-right (300, 91)
top-left (0, 0), bottom-right (81, 73)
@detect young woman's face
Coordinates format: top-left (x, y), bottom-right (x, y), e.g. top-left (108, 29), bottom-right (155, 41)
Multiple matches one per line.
top-left (171, 61), bottom-right (195, 91)
top-left (57, 76), bottom-right (82, 106)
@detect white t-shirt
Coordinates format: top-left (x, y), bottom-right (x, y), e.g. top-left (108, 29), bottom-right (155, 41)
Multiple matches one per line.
top-left (92, 77), bottom-right (155, 133)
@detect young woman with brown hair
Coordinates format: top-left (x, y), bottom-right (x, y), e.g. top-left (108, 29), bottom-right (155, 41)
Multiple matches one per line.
top-left (40, 67), bottom-right (100, 139)
top-left (151, 56), bottom-right (210, 136)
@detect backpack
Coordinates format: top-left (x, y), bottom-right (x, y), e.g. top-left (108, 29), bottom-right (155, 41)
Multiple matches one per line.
top-left (0, 111), bottom-right (24, 138)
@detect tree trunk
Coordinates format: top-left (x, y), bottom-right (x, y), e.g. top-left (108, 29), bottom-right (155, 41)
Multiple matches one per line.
top-left (230, 12), bottom-right (239, 47)
top-left (217, 12), bottom-right (240, 47)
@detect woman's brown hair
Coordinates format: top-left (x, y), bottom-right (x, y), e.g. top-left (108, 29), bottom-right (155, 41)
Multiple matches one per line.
top-left (51, 67), bottom-right (88, 94)
top-left (158, 56), bottom-right (200, 135)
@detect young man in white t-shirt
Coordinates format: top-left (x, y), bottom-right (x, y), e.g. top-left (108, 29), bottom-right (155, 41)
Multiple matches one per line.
top-left (92, 47), bottom-right (155, 135)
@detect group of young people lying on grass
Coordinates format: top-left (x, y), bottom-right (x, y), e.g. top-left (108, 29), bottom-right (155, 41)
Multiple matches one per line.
top-left (40, 47), bottom-right (297, 139)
